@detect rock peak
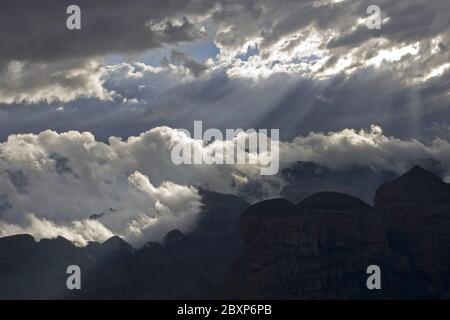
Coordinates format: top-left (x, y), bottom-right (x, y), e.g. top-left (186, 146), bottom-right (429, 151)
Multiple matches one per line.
top-left (375, 165), bottom-right (450, 206)
top-left (102, 235), bottom-right (132, 249)
top-left (298, 191), bottom-right (371, 210)
top-left (242, 198), bottom-right (297, 218)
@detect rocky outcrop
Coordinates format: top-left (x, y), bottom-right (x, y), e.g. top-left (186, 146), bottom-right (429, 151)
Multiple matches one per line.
top-left (129, 190), bottom-right (249, 299)
top-left (235, 166), bottom-right (450, 299)
top-left (1, 166), bottom-right (450, 299)
top-left (375, 165), bottom-right (450, 297)
top-left (0, 190), bottom-right (249, 299)
top-left (235, 193), bottom-right (386, 299)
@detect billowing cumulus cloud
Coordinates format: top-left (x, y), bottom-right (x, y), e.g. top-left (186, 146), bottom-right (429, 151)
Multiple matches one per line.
top-left (280, 125), bottom-right (450, 175)
top-left (2, 125), bottom-right (450, 245)
top-left (0, 129), bottom-right (207, 246)
top-left (0, 126), bottom-right (280, 246)
top-left (0, 214), bottom-right (113, 247)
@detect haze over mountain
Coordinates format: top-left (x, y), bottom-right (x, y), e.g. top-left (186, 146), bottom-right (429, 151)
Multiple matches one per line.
top-left (1, 166), bottom-right (450, 299)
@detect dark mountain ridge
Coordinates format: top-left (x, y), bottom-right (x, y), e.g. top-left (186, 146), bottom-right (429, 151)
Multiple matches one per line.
top-left (1, 166), bottom-right (450, 299)
top-left (0, 190), bottom-right (249, 299)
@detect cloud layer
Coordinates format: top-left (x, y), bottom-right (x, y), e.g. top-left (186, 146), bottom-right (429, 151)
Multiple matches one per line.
top-left (1, 0), bottom-right (449, 106)
top-left (0, 128), bottom-right (206, 246)
top-left (2, 125), bottom-right (450, 245)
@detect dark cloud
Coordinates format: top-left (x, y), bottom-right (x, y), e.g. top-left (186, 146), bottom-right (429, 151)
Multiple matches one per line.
top-left (167, 50), bottom-right (208, 77)
top-left (0, 0), bottom-right (213, 64)
top-left (0, 0), bottom-right (449, 145)
top-left (0, 0), bottom-right (215, 103)
top-left (6, 170), bottom-right (30, 195)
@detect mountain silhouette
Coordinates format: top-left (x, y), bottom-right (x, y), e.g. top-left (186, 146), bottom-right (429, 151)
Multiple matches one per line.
top-left (0, 189), bottom-right (249, 299)
top-left (298, 191), bottom-right (371, 210)
top-left (375, 165), bottom-right (450, 206)
top-left (1, 166), bottom-right (450, 299)
top-left (242, 198), bottom-right (297, 217)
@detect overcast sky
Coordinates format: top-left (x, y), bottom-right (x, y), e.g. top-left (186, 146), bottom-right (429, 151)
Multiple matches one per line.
top-left (1, 0), bottom-right (450, 245)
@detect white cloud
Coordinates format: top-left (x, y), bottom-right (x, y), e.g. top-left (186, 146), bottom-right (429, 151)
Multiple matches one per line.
top-left (0, 128), bottom-right (208, 246)
top-left (0, 125), bottom-right (279, 246)
top-left (125, 171), bottom-right (202, 246)
top-left (280, 125), bottom-right (430, 172)
top-left (0, 59), bottom-right (113, 104)
top-left (2, 125), bottom-right (450, 246)
top-left (0, 213), bottom-right (113, 247)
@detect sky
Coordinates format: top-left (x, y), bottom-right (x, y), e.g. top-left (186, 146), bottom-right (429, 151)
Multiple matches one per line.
top-left (1, 0), bottom-right (450, 246)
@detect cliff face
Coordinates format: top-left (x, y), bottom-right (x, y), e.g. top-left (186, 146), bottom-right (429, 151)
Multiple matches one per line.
top-left (235, 166), bottom-right (450, 299)
top-left (1, 166), bottom-right (450, 299)
top-left (235, 193), bottom-right (387, 299)
top-left (0, 190), bottom-right (249, 299)
top-left (375, 165), bottom-right (450, 297)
